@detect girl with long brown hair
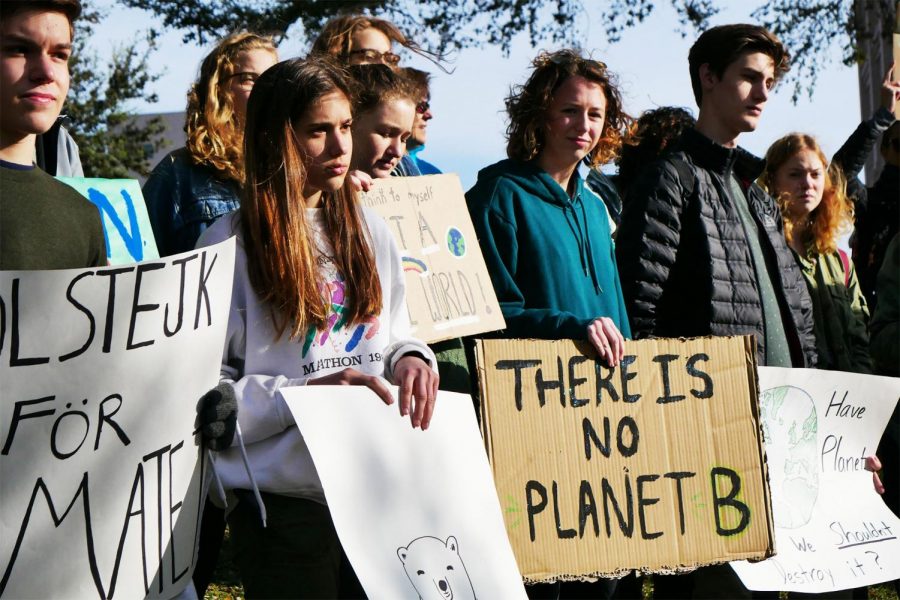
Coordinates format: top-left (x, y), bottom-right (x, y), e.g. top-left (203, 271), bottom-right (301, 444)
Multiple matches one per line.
top-left (196, 56), bottom-right (438, 598)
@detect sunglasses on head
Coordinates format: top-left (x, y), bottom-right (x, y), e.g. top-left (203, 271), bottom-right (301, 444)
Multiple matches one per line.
top-left (346, 48), bottom-right (401, 66)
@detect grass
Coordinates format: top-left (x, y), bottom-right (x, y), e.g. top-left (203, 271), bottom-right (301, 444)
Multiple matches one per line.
top-left (204, 531), bottom-right (899, 600)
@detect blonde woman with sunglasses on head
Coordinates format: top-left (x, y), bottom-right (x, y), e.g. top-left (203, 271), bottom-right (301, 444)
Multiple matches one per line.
top-left (143, 32), bottom-right (277, 257)
top-left (309, 14), bottom-right (435, 68)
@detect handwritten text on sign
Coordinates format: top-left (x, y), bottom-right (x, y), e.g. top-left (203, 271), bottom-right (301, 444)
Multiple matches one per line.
top-left (0, 240), bottom-right (234, 599)
top-left (731, 367), bottom-right (900, 593)
top-left (58, 177), bottom-right (160, 265)
top-left (359, 174), bottom-right (505, 342)
top-left (475, 336), bottom-right (773, 582)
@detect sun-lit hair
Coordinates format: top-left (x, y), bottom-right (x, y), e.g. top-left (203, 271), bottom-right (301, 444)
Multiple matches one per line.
top-left (346, 64), bottom-right (418, 116)
top-left (618, 106), bottom-right (696, 193)
top-left (688, 24), bottom-right (790, 107)
top-left (185, 31), bottom-right (276, 183)
top-left (0, 0), bottom-right (81, 33)
top-left (309, 14), bottom-right (439, 65)
top-left (241, 56), bottom-right (382, 340)
top-left (505, 49), bottom-right (631, 168)
top-left (761, 133), bottom-right (853, 256)
top-left (401, 67), bottom-right (431, 101)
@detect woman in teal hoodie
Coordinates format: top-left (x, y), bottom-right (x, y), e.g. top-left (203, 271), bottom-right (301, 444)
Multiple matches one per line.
top-left (466, 49), bottom-right (631, 369)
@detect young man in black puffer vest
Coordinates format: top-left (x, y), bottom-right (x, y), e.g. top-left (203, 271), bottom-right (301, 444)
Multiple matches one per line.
top-left (615, 24), bottom-right (817, 599)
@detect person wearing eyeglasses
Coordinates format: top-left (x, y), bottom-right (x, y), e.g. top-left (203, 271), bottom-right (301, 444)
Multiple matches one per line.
top-left (140, 30), bottom-right (277, 598)
top-left (142, 32), bottom-right (277, 258)
top-left (310, 14), bottom-right (438, 69)
top-left (392, 67), bottom-right (442, 177)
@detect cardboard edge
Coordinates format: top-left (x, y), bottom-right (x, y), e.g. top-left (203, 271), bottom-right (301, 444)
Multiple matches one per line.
top-left (477, 335), bottom-right (777, 581)
top-left (741, 335), bottom-right (776, 559)
top-left (474, 339), bottom-right (493, 462)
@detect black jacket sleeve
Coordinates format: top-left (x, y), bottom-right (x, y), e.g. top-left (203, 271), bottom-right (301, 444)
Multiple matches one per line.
top-left (615, 160), bottom-right (691, 337)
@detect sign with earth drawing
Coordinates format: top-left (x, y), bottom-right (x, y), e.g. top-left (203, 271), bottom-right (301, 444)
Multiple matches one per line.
top-left (731, 367), bottom-right (900, 593)
top-left (359, 174), bottom-right (506, 343)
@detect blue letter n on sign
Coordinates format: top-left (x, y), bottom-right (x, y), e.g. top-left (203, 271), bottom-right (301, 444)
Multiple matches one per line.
top-left (87, 187), bottom-right (144, 262)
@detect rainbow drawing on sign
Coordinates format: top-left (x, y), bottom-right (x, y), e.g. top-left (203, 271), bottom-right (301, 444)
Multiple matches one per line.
top-left (402, 257), bottom-right (428, 275)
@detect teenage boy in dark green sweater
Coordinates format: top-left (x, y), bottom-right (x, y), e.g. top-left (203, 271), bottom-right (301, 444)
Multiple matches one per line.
top-left (0, 0), bottom-right (105, 270)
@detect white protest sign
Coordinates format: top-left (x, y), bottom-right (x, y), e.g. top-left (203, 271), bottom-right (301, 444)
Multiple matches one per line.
top-left (731, 367), bottom-right (900, 593)
top-left (0, 239), bottom-right (235, 599)
top-left (282, 387), bottom-right (527, 600)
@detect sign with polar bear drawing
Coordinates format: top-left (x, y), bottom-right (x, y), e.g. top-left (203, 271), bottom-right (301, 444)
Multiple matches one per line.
top-left (283, 387), bottom-right (527, 599)
top-left (476, 336), bottom-right (775, 582)
top-left (731, 367), bottom-right (900, 593)
top-left (0, 240), bottom-right (234, 599)
top-left (398, 536), bottom-right (476, 600)
top-left (358, 174), bottom-right (506, 343)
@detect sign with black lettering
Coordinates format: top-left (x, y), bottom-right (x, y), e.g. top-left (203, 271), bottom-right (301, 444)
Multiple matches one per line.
top-left (732, 367), bottom-right (900, 592)
top-left (282, 387), bottom-right (527, 599)
top-left (0, 239), bottom-right (235, 599)
top-left (359, 174), bottom-right (505, 343)
top-left (58, 177), bottom-right (160, 265)
top-left (475, 336), bottom-right (773, 581)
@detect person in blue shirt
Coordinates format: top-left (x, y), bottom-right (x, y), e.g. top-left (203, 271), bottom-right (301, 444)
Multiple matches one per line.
top-left (401, 67), bottom-right (442, 175)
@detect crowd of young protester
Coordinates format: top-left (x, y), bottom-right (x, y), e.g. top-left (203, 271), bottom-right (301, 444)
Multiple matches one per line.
top-left (1, 1), bottom-right (899, 599)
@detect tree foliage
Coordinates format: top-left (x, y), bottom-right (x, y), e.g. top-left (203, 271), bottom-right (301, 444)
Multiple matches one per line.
top-left (119, 0), bottom-right (893, 102)
top-left (66, 2), bottom-right (165, 178)
top-left (753, 0), bottom-right (895, 101)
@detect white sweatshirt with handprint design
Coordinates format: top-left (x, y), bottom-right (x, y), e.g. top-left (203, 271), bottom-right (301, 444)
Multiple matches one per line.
top-left (196, 206), bottom-right (436, 503)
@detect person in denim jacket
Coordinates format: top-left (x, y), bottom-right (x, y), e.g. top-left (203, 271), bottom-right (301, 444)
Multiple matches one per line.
top-left (143, 32), bottom-right (277, 257)
top-left (141, 31), bottom-right (277, 598)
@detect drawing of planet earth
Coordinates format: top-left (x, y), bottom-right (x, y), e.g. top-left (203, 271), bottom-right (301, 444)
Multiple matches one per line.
top-left (447, 227), bottom-right (466, 258)
top-left (759, 385), bottom-right (819, 529)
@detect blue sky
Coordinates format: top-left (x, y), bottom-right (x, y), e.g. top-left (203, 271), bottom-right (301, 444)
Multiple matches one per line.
top-left (97, 1), bottom-right (861, 190)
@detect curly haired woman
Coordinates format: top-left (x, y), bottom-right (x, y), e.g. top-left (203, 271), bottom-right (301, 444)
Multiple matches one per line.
top-left (466, 49), bottom-right (632, 370)
top-left (143, 32), bottom-right (277, 257)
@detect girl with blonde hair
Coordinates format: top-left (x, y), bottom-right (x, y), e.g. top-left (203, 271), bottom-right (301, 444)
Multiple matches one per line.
top-left (143, 31), bottom-right (277, 256)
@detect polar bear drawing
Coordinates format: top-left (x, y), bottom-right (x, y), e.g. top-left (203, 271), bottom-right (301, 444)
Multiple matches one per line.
top-left (397, 535), bottom-right (476, 600)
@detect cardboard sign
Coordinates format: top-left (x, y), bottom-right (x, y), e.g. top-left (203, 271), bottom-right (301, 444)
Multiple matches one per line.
top-left (283, 387), bottom-right (527, 599)
top-left (475, 336), bottom-right (773, 582)
top-left (58, 177), bottom-right (160, 265)
top-left (0, 239), bottom-right (234, 599)
top-left (732, 367), bottom-right (900, 593)
top-left (359, 174), bottom-right (505, 342)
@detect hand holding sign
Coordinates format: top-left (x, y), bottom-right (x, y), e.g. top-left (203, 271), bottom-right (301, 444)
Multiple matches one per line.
top-left (393, 355), bottom-right (440, 430)
top-left (586, 316), bottom-right (626, 367)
